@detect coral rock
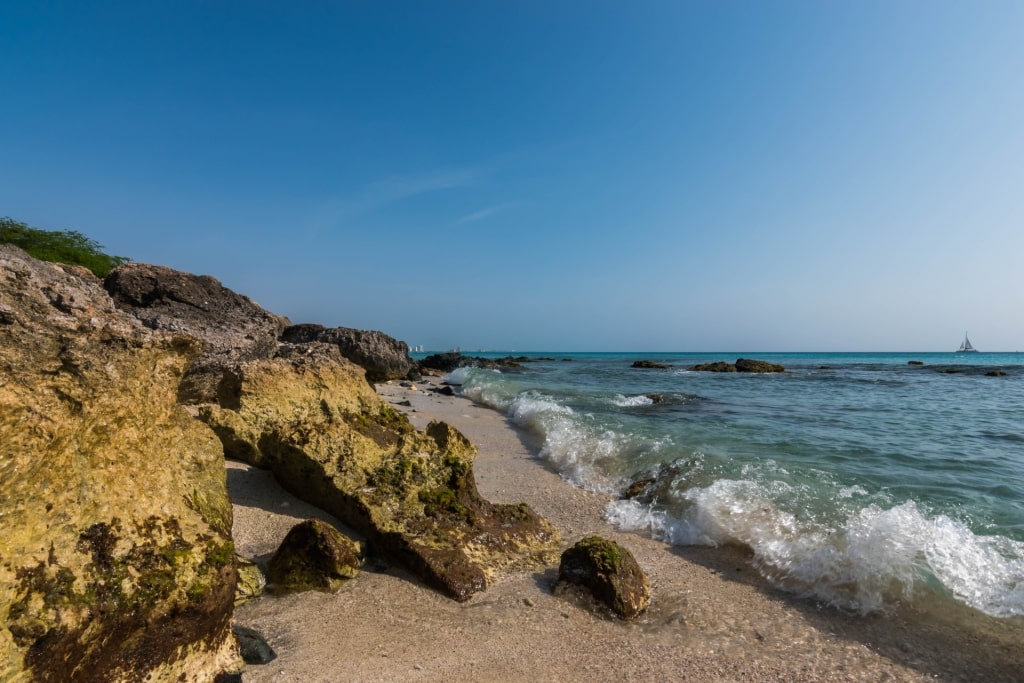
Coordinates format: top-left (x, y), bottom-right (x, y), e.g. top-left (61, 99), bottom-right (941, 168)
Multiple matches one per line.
top-left (198, 345), bottom-right (560, 601)
top-left (0, 245), bottom-right (239, 682)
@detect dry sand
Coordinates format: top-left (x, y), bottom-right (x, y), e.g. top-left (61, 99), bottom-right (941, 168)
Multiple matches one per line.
top-left (231, 377), bottom-right (1024, 682)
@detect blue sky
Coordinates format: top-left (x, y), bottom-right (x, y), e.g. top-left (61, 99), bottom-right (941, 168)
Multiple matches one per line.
top-left (3, 2), bottom-right (1022, 351)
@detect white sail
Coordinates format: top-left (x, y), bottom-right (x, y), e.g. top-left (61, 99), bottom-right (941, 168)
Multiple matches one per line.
top-left (957, 332), bottom-right (977, 352)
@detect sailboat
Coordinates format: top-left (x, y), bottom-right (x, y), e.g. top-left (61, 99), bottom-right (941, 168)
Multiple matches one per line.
top-left (957, 332), bottom-right (978, 353)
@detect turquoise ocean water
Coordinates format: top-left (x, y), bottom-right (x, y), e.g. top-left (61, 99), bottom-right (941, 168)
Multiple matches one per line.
top-left (431, 352), bottom-right (1024, 619)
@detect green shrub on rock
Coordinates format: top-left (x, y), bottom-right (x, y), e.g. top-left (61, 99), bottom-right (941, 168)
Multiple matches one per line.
top-left (0, 217), bottom-right (129, 278)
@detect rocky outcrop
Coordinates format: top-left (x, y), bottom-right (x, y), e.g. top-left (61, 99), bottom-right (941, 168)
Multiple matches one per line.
top-left (281, 324), bottom-right (413, 383)
top-left (197, 342), bottom-right (560, 601)
top-left (419, 352), bottom-right (470, 373)
top-left (418, 353), bottom-right (536, 374)
top-left (267, 519), bottom-right (361, 593)
top-left (631, 360), bottom-right (672, 369)
top-left (104, 263), bottom-right (290, 405)
top-left (554, 536), bottom-right (651, 620)
top-left (689, 361), bottom-right (736, 372)
top-left (735, 358), bottom-right (785, 373)
top-left (0, 245), bottom-right (239, 682)
top-left (690, 358), bottom-right (785, 373)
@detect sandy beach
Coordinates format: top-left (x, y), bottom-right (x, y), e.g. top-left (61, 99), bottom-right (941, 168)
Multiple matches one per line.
top-left (230, 376), bottom-right (1024, 682)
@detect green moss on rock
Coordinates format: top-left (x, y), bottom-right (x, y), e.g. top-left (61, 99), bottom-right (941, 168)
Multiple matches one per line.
top-left (556, 536), bottom-right (651, 620)
top-left (267, 519), bottom-right (361, 593)
top-left (198, 352), bottom-right (561, 602)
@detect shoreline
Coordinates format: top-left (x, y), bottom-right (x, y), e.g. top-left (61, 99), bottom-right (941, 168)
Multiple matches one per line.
top-left (231, 375), bottom-right (1024, 682)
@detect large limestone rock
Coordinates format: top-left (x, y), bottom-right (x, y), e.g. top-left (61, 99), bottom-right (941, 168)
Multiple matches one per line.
top-left (104, 262), bottom-right (290, 404)
top-left (281, 324), bottom-right (414, 383)
top-left (0, 245), bottom-right (239, 682)
top-left (198, 342), bottom-right (560, 601)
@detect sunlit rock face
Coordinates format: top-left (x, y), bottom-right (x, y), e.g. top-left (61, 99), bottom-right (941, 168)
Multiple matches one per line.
top-left (199, 342), bottom-right (560, 601)
top-left (0, 245), bottom-right (239, 683)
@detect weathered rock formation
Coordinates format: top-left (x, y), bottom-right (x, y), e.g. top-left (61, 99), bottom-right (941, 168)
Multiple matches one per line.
top-left (104, 262), bottom-right (290, 405)
top-left (554, 536), bottom-right (651, 620)
top-left (281, 324), bottom-right (414, 383)
top-left (267, 519), bottom-right (361, 593)
top-left (2, 243), bottom-right (562, 683)
top-left (197, 342), bottom-right (560, 601)
top-left (101, 259), bottom-right (558, 601)
top-left (0, 245), bottom-right (239, 682)
top-left (690, 358), bottom-right (785, 373)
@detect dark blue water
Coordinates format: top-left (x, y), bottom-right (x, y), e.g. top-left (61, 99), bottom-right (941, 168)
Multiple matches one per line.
top-left (438, 352), bottom-right (1024, 617)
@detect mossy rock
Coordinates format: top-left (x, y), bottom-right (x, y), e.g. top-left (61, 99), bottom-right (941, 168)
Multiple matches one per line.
top-left (555, 536), bottom-right (650, 620)
top-left (234, 555), bottom-right (266, 604)
top-left (198, 350), bottom-right (560, 603)
top-left (267, 519), bottom-right (361, 593)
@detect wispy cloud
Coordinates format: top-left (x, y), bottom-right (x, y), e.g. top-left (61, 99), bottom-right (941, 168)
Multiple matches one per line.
top-left (359, 169), bottom-right (481, 211)
top-left (307, 166), bottom-right (485, 236)
top-left (454, 201), bottom-right (521, 225)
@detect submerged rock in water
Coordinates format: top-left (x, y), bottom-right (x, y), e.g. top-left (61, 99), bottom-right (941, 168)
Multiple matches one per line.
top-left (690, 358), bottom-right (784, 373)
top-left (735, 358), bottom-right (785, 373)
top-left (631, 360), bottom-right (672, 369)
top-left (267, 519), bottom-right (361, 593)
top-left (620, 458), bottom-right (697, 503)
top-left (689, 361), bottom-right (736, 372)
top-left (555, 536), bottom-right (651, 620)
top-left (0, 245), bottom-right (240, 682)
top-left (198, 342), bottom-right (560, 601)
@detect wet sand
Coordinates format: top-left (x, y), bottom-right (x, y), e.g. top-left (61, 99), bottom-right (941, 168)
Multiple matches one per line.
top-left (230, 377), bottom-right (1024, 682)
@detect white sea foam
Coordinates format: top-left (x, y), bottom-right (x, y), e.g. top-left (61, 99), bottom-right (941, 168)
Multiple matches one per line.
top-left (610, 394), bottom-right (654, 407)
top-left (838, 485), bottom-right (869, 498)
top-left (605, 498), bottom-right (673, 538)
top-left (438, 368), bottom-right (473, 385)
top-left (608, 480), bottom-right (1024, 616)
top-left (506, 391), bottom-right (619, 492)
top-left (454, 362), bottom-right (1024, 618)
